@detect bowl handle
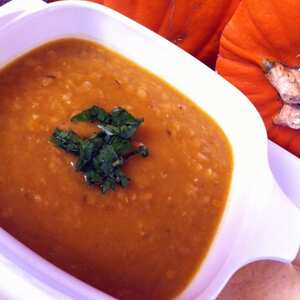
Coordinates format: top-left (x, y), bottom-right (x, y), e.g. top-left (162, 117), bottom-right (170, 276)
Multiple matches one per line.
top-left (0, 0), bottom-right (46, 30)
top-left (268, 140), bottom-right (300, 209)
top-left (234, 141), bottom-right (300, 266)
top-left (198, 180), bottom-right (300, 300)
top-left (247, 180), bottom-right (300, 263)
top-left (246, 141), bottom-right (300, 263)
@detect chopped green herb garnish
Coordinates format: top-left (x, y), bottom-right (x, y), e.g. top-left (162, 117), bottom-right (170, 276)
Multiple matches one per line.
top-left (71, 105), bottom-right (110, 123)
top-left (50, 106), bottom-right (149, 193)
top-left (50, 129), bottom-right (82, 155)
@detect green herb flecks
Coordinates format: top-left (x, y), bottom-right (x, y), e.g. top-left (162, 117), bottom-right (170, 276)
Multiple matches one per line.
top-left (50, 129), bottom-right (82, 155)
top-left (51, 106), bottom-right (149, 193)
top-left (71, 105), bottom-right (110, 123)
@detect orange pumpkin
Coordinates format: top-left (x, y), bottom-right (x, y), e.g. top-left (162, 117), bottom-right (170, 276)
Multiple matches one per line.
top-left (49, 0), bottom-right (241, 67)
top-left (216, 0), bottom-right (300, 156)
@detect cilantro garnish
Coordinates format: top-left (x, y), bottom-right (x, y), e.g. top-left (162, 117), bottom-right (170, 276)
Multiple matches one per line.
top-left (50, 106), bottom-right (149, 193)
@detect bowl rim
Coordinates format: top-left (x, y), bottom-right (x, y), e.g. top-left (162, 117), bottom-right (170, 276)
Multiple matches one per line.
top-left (0, 1), bottom-right (271, 299)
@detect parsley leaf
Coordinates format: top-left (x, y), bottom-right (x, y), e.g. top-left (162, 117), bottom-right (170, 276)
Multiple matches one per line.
top-left (50, 106), bottom-right (149, 194)
top-left (50, 129), bottom-right (83, 155)
top-left (76, 134), bottom-right (104, 171)
top-left (71, 105), bottom-right (110, 123)
top-left (111, 107), bottom-right (143, 139)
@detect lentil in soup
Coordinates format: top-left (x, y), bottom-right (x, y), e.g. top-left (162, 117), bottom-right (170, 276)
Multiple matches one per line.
top-left (0, 39), bottom-right (232, 300)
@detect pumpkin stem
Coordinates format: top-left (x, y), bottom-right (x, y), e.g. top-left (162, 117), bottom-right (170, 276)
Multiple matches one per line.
top-left (262, 59), bottom-right (300, 129)
top-left (262, 59), bottom-right (300, 105)
top-left (261, 59), bottom-right (275, 73)
top-left (273, 104), bottom-right (300, 129)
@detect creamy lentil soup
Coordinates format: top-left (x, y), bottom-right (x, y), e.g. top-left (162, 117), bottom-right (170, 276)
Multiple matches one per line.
top-left (0, 39), bottom-right (232, 300)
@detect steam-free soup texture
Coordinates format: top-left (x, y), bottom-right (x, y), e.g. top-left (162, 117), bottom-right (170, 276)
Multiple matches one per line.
top-left (0, 39), bottom-right (232, 300)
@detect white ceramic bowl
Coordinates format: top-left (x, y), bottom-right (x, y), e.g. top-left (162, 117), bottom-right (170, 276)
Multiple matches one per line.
top-left (0, 1), bottom-right (299, 299)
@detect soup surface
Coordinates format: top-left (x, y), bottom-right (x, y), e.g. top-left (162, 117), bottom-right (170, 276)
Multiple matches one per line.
top-left (0, 39), bottom-right (232, 300)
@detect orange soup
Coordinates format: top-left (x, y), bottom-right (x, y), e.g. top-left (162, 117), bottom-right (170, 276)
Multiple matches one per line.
top-left (0, 39), bottom-right (232, 299)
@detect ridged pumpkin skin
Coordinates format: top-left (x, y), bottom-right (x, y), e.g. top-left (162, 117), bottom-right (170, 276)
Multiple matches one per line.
top-left (49, 0), bottom-right (241, 68)
top-left (216, 0), bottom-right (300, 156)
